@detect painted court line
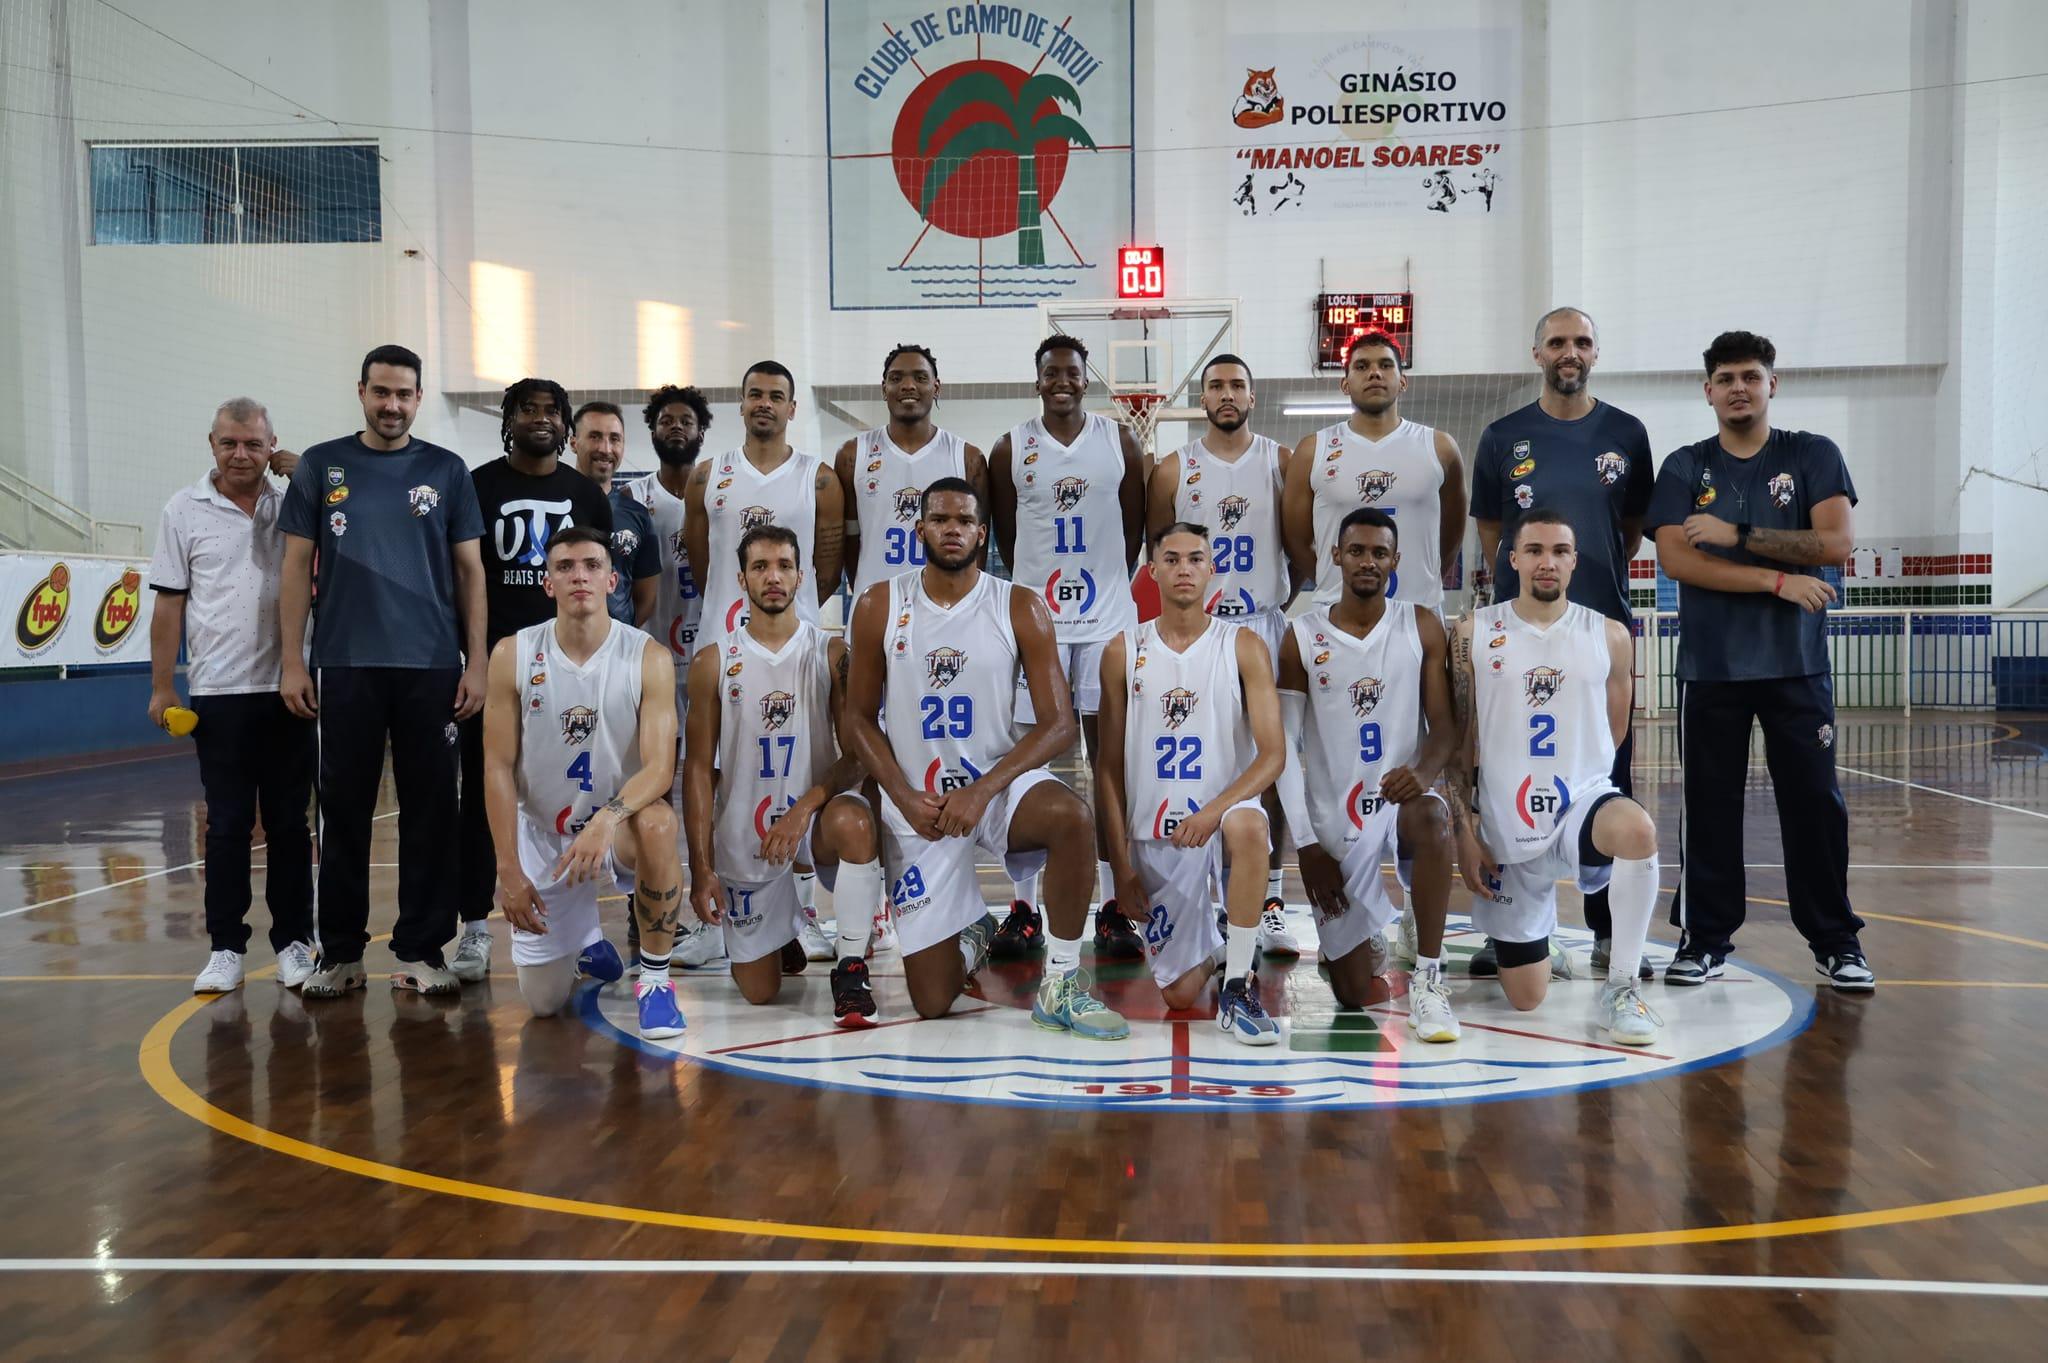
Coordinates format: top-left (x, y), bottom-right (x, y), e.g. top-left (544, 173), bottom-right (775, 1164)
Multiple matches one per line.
top-left (1837, 765), bottom-right (2048, 822)
top-left (1, 1258), bottom-right (2042, 1298)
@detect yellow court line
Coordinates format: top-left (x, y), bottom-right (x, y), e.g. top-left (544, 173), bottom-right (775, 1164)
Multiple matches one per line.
top-left (135, 992), bottom-right (2048, 1260)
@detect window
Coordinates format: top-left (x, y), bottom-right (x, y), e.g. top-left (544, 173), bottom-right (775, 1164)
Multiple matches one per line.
top-left (89, 142), bottom-right (381, 245)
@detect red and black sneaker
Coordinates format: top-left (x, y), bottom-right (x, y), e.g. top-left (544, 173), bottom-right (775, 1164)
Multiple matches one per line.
top-left (780, 939), bottom-right (808, 976)
top-left (831, 956), bottom-right (878, 1028)
top-left (1093, 901), bottom-right (1145, 962)
top-left (989, 899), bottom-right (1044, 961)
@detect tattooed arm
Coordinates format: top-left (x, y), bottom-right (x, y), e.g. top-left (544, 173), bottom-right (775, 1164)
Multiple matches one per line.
top-left (1444, 614), bottom-right (1498, 896)
top-left (813, 464), bottom-right (846, 606)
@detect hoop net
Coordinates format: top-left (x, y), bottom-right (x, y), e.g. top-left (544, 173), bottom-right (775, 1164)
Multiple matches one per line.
top-left (1110, 391), bottom-right (1166, 456)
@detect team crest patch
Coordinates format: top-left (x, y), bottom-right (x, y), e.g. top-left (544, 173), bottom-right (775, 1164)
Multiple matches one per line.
top-left (1523, 666), bottom-right (1564, 707)
top-left (1215, 494), bottom-right (1249, 531)
top-left (1769, 472), bottom-right (1796, 508)
top-left (407, 485), bottom-right (440, 517)
top-left (328, 510), bottom-right (347, 537)
top-left (669, 530), bottom-right (687, 559)
top-left (760, 690), bottom-right (796, 731)
top-left (444, 722), bottom-right (458, 746)
top-left (739, 505), bottom-right (775, 531)
top-left (1160, 687), bottom-right (1198, 730)
top-left (559, 706), bottom-right (597, 744)
top-left (1818, 723), bottom-right (1834, 749)
top-left (1357, 469), bottom-right (1396, 502)
top-left (893, 487), bottom-right (921, 521)
top-left (1052, 477), bottom-right (1088, 511)
top-left (1514, 483), bottom-right (1534, 510)
top-left (612, 529), bottom-right (639, 559)
top-left (1595, 451), bottom-right (1628, 485)
top-left (325, 466), bottom-right (345, 487)
top-left (925, 647), bottom-right (967, 688)
top-left (1349, 676), bottom-right (1383, 716)
top-left (1695, 485), bottom-right (1718, 508)
top-left (1315, 671), bottom-right (1331, 688)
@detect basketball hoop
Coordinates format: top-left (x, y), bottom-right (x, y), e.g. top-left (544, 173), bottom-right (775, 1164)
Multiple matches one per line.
top-left (1111, 391), bottom-right (1166, 456)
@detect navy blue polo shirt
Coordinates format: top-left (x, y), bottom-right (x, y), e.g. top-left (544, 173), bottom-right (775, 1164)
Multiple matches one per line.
top-left (1472, 399), bottom-right (1653, 623)
top-left (280, 434), bottom-right (484, 669)
top-left (1643, 428), bottom-right (1856, 682)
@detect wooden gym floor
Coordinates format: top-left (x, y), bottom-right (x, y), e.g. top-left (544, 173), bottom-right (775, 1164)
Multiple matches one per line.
top-left (0, 712), bottom-right (2044, 1361)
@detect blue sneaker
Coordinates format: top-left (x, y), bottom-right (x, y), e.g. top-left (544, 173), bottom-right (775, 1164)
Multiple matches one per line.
top-left (635, 978), bottom-right (685, 1039)
top-left (1032, 967), bottom-right (1129, 1041)
top-left (577, 939), bottom-right (625, 985)
top-left (1217, 975), bottom-right (1281, 1047)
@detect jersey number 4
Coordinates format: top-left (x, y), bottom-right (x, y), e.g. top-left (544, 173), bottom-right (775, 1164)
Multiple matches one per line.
top-left (566, 751), bottom-right (593, 792)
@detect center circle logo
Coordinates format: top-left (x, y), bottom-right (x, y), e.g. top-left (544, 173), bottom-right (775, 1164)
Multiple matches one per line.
top-left (585, 914), bottom-right (1811, 1111)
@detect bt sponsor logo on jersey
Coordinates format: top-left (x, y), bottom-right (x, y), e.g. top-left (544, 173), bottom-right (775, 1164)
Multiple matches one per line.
top-left (1151, 796), bottom-right (1202, 840)
top-left (1523, 666), bottom-right (1563, 707)
top-left (753, 794), bottom-right (798, 840)
top-left (1214, 493), bottom-right (1250, 531)
top-left (1514, 773), bottom-right (1572, 830)
top-left (1344, 781), bottom-right (1387, 828)
top-left (892, 487), bottom-right (921, 522)
top-left (760, 690), bottom-right (796, 731)
top-left (555, 802), bottom-right (596, 836)
top-left (1051, 476), bottom-right (1088, 511)
top-left (1356, 469), bottom-right (1396, 502)
top-left (1043, 568), bottom-right (1099, 616)
top-left (1595, 451), bottom-right (1627, 485)
top-left (559, 706), bottom-right (597, 744)
top-left (1205, 586), bottom-right (1255, 617)
top-left (1159, 687), bottom-right (1198, 730)
top-left (924, 647), bottom-right (967, 688)
top-left (1349, 676), bottom-right (1383, 716)
top-left (924, 755), bottom-right (984, 794)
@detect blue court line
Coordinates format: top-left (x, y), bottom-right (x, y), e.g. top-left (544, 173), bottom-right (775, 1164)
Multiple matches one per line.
top-left (739, 1051), bottom-right (1620, 1071)
top-left (862, 1069), bottom-right (1517, 1090)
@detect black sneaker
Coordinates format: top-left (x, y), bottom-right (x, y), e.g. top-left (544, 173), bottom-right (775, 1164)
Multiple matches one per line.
top-left (1466, 938), bottom-right (1499, 978)
top-left (1665, 949), bottom-right (1726, 986)
top-left (1591, 938), bottom-right (1656, 981)
top-left (831, 956), bottom-right (878, 1028)
top-left (780, 939), bottom-right (808, 976)
top-left (1093, 901), bottom-right (1145, 962)
top-left (990, 899), bottom-right (1044, 961)
top-left (1816, 952), bottom-right (1876, 993)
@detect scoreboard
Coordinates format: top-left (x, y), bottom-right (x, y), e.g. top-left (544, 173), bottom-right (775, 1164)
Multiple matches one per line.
top-left (1315, 292), bottom-right (1416, 371)
top-left (1116, 244), bottom-right (1167, 300)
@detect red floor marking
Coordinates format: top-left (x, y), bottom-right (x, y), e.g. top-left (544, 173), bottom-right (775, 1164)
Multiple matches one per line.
top-left (706, 1005), bottom-right (998, 1055)
top-left (1170, 1020), bottom-right (1190, 1099)
top-left (1367, 1005), bottom-right (1674, 1062)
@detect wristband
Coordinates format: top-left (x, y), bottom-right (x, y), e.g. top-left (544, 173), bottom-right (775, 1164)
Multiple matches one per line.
top-left (1773, 572), bottom-right (1785, 597)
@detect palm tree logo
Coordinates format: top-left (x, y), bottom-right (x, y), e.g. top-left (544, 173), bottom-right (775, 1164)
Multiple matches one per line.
top-left (908, 66), bottom-right (1097, 266)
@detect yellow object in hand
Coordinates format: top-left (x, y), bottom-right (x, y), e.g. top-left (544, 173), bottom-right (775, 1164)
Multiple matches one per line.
top-left (162, 706), bottom-right (198, 738)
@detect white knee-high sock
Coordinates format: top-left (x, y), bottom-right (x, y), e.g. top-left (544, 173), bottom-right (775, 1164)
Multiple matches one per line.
top-left (1011, 870), bottom-right (1039, 907)
top-left (1605, 854), bottom-right (1659, 985)
top-left (1097, 861), bottom-right (1115, 908)
top-left (833, 859), bottom-right (881, 960)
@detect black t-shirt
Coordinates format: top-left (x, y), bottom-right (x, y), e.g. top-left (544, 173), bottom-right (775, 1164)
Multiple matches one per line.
top-left (470, 457), bottom-right (613, 646)
top-left (1471, 399), bottom-right (1654, 622)
top-left (1643, 428), bottom-right (1857, 682)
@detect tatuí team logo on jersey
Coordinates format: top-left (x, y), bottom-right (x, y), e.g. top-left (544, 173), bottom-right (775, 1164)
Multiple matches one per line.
top-left (892, 487), bottom-right (922, 522)
top-left (587, 912), bottom-right (1811, 1111)
top-left (1769, 472), bottom-right (1797, 508)
top-left (1214, 493), bottom-right (1250, 531)
top-left (760, 690), bottom-right (796, 730)
top-left (1523, 666), bottom-right (1563, 706)
top-left (1051, 476), bottom-right (1088, 512)
top-left (1159, 687), bottom-right (1198, 729)
top-left (1044, 568), bottom-right (1099, 617)
top-left (1357, 469), bottom-right (1396, 502)
top-left (559, 706), bottom-right (597, 744)
top-left (1349, 676), bottom-right (1383, 716)
top-left (1595, 451), bottom-right (1627, 485)
top-left (1205, 585), bottom-right (1254, 617)
top-left (739, 505), bottom-right (776, 532)
top-left (925, 647), bottom-right (967, 688)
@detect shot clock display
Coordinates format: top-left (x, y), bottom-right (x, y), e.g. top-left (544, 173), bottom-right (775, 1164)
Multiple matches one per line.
top-left (1116, 244), bottom-right (1167, 300)
top-left (1315, 292), bottom-right (1416, 371)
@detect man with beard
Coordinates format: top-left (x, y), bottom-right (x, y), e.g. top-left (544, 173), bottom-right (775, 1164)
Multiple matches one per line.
top-left (569, 400), bottom-right (660, 628)
top-left (842, 478), bottom-right (1124, 1036)
top-left (988, 335), bottom-right (1147, 965)
top-left (1464, 308), bottom-right (1656, 981)
top-left (1146, 353), bottom-right (1300, 957)
top-left (453, 378), bottom-right (614, 984)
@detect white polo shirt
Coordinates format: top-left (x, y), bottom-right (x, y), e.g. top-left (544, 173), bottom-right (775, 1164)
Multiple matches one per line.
top-left (147, 470), bottom-right (287, 696)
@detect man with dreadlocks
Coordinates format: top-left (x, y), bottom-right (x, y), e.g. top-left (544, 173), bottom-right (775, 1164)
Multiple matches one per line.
top-left (452, 376), bottom-right (615, 984)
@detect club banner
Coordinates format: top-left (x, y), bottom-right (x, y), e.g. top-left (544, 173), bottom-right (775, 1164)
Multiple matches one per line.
top-left (2, 553), bottom-right (152, 668)
top-left (1221, 28), bottom-right (1520, 221)
top-left (825, 0), bottom-right (1134, 309)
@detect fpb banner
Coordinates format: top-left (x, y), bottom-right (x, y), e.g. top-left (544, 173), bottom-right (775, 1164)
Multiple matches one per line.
top-left (825, 1), bottom-right (1134, 309)
top-left (2, 553), bottom-right (152, 668)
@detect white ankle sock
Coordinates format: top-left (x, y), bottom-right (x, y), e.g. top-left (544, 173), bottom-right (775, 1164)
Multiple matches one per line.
top-left (1048, 930), bottom-right (1082, 975)
top-left (1266, 867), bottom-right (1284, 902)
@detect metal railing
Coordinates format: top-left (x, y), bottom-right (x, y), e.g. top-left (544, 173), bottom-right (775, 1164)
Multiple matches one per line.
top-left (0, 466), bottom-right (143, 556)
top-left (1632, 608), bottom-right (2048, 715)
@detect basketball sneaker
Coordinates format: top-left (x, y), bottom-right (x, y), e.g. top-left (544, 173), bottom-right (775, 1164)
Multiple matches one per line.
top-left (635, 978), bottom-right (686, 1039)
top-left (1256, 899), bottom-right (1301, 957)
top-left (1550, 940), bottom-right (1577, 979)
top-left (391, 961), bottom-right (460, 995)
top-left (1467, 938), bottom-right (1499, 977)
top-left (1216, 975), bottom-right (1281, 1046)
top-left (1032, 968), bottom-right (1130, 1041)
top-left (301, 959), bottom-right (366, 999)
top-left (959, 911), bottom-right (1000, 980)
top-left (676, 918), bottom-right (725, 969)
top-left (193, 949), bottom-right (244, 994)
top-left (1092, 902), bottom-right (1145, 962)
top-left (577, 939), bottom-right (625, 985)
top-left (1665, 947), bottom-right (1726, 986)
top-left (989, 899), bottom-right (1044, 960)
top-left (274, 941), bottom-right (317, 989)
top-left (831, 956), bottom-right (878, 1028)
top-left (869, 905), bottom-right (898, 957)
top-left (780, 939), bottom-right (808, 975)
top-left (1406, 963), bottom-right (1461, 1043)
top-left (1395, 907), bottom-right (1419, 967)
top-left (1601, 981), bottom-right (1663, 1046)
top-left (450, 923), bottom-right (492, 984)
top-left (798, 909), bottom-right (835, 962)
top-left (1816, 952), bottom-right (1876, 992)
top-left (1591, 938), bottom-right (1655, 981)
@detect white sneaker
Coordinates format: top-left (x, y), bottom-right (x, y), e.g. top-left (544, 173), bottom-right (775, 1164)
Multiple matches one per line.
top-left (798, 911), bottom-right (835, 962)
top-left (1395, 907), bottom-right (1419, 967)
top-left (1256, 902), bottom-right (1301, 956)
top-left (1550, 939), bottom-right (1577, 979)
top-left (870, 907), bottom-right (898, 957)
top-left (1406, 964), bottom-right (1461, 1043)
top-left (193, 949), bottom-right (245, 993)
top-left (677, 918), bottom-right (726, 969)
top-left (451, 925), bottom-right (492, 984)
top-left (275, 941), bottom-right (317, 989)
top-left (1601, 982), bottom-right (1662, 1046)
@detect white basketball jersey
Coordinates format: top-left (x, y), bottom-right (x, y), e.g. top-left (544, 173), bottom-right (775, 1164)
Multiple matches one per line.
top-left (1309, 419), bottom-right (1445, 611)
top-left (1007, 413), bottom-right (1135, 643)
top-left (877, 569), bottom-right (1022, 831)
top-left (1289, 604), bottom-right (1425, 853)
top-left (701, 448), bottom-right (822, 639)
top-left (710, 620), bottom-right (836, 883)
top-left (1119, 619), bottom-right (1249, 842)
top-left (1171, 435), bottom-right (1287, 617)
top-left (1473, 601), bottom-right (1617, 863)
top-left (626, 473), bottom-right (700, 690)
top-left (514, 618), bottom-right (647, 856)
top-left (851, 427), bottom-right (966, 592)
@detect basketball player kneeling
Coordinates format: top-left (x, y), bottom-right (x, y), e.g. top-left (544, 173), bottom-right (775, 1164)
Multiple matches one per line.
top-left (1095, 523), bottom-right (1286, 1044)
top-left (1274, 509), bottom-right (1463, 1041)
top-left (481, 527), bottom-right (689, 1040)
top-left (842, 478), bottom-right (1126, 1036)
top-left (1448, 509), bottom-right (1663, 1044)
top-left (682, 525), bottom-right (885, 1027)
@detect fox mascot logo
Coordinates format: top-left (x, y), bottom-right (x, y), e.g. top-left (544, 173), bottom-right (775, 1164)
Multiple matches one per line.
top-left (1232, 68), bottom-right (1284, 129)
